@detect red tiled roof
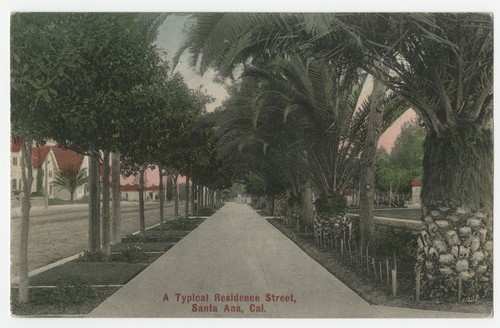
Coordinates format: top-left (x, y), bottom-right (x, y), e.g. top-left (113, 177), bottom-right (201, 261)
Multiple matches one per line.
top-left (120, 184), bottom-right (159, 192)
top-left (31, 146), bottom-right (51, 169)
top-left (121, 184), bottom-right (140, 192)
top-left (145, 184), bottom-right (160, 191)
top-left (51, 147), bottom-right (84, 175)
top-left (411, 179), bottom-right (422, 187)
top-left (11, 139), bottom-right (22, 152)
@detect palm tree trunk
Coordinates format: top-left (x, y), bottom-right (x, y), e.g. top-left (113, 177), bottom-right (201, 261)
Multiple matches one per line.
top-left (359, 75), bottom-right (387, 250)
top-left (111, 152), bottom-right (121, 244)
top-left (102, 151), bottom-right (111, 255)
top-left (18, 139), bottom-right (33, 304)
top-left (158, 165), bottom-right (164, 224)
top-left (417, 125), bottom-right (493, 300)
top-left (422, 126), bottom-right (492, 209)
top-left (88, 154), bottom-right (101, 252)
top-left (139, 165), bottom-right (146, 233)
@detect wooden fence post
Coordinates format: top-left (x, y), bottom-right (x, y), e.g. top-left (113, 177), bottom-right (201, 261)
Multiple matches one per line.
top-left (416, 267), bottom-right (421, 302)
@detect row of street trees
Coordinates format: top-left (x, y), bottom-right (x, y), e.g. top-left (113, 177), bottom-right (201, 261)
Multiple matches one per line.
top-left (11, 13), bottom-right (229, 304)
top-left (176, 13), bottom-right (493, 298)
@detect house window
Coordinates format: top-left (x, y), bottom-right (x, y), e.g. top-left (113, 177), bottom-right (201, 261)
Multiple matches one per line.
top-left (11, 179), bottom-right (17, 190)
top-left (12, 157), bottom-right (17, 166)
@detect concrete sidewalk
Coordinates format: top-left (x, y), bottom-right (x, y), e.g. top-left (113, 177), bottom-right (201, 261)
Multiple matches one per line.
top-left (88, 202), bottom-right (488, 318)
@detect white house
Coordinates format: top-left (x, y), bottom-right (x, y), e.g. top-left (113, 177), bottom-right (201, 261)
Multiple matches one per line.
top-left (11, 140), bottom-right (87, 201)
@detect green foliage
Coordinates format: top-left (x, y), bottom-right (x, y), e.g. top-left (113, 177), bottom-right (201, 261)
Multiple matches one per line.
top-left (244, 172), bottom-right (267, 197)
top-left (110, 245), bottom-right (148, 263)
top-left (52, 167), bottom-right (87, 200)
top-left (36, 168), bottom-right (44, 195)
top-left (376, 120), bottom-right (425, 202)
top-left (314, 193), bottom-right (347, 216)
top-left (52, 274), bottom-right (97, 305)
top-left (79, 247), bottom-right (148, 263)
top-left (196, 206), bottom-right (215, 216)
top-left (156, 218), bottom-right (201, 231)
top-left (78, 250), bottom-right (109, 262)
top-left (375, 229), bottom-right (417, 259)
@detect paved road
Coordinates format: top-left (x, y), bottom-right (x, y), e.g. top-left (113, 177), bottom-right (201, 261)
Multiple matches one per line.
top-left (10, 201), bottom-right (180, 277)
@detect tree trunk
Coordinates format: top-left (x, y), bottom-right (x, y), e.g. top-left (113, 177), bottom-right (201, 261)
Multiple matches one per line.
top-left (389, 185), bottom-right (392, 207)
top-left (302, 181), bottom-right (315, 225)
top-left (198, 185), bottom-right (202, 210)
top-left (422, 125), bottom-right (493, 209)
top-left (417, 125), bottom-right (493, 300)
top-left (102, 151), bottom-right (111, 255)
top-left (173, 174), bottom-right (179, 218)
top-left (204, 187), bottom-right (208, 207)
top-left (198, 183), bottom-right (201, 211)
top-left (158, 165), bottom-right (164, 224)
top-left (191, 181), bottom-right (196, 214)
top-left (44, 157), bottom-right (48, 208)
top-left (359, 75), bottom-right (387, 250)
top-left (18, 139), bottom-right (33, 304)
top-left (185, 175), bottom-right (190, 218)
top-left (111, 152), bottom-right (121, 244)
top-left (88, 154), bottom-right (101, 252)
top-left (139, 165), bottom-right (146, 233)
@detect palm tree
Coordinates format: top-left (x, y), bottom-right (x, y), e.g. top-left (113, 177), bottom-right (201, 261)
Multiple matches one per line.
top-left (179, 12), bottom-right (493, 299)
top-left (52, 166), bottom-right (87, 201)
top-left (326, 13), bottom-right (493, 211)
top-left (180, 13), bottom-right (407, 243)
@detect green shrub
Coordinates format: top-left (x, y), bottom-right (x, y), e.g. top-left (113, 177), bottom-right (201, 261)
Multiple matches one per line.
top-left (375, 229), bottom-right (417, 259)
top-left (197, 206), bottom-right (215, 216)
top-left (314, 192), bottom-right (347, 216)
top-left (78, 250), bottom-right (109, 262)
top-left (110, 245), bottom-right (148, 263)
top-left (158, 218), bottom-right (198, 231)
top-left (52, 274), bottom-right (97, 305)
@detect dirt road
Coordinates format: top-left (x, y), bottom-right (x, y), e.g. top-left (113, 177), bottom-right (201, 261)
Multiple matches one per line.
top-left (10, 201), bottom-right (179, 277)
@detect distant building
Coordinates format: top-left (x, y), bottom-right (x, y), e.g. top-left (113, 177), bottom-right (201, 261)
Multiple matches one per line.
top-left (409, 179), bottom-right (422, 208)
top-left (120, 183), bottom-right (160, 202)
top-left (10, 139), bottom-right (87, 201)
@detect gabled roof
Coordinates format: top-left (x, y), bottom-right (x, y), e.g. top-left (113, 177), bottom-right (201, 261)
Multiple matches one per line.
top-left (120, 184), bottom-right (140, 192)
top-left (120, 183), bottom-right (160, 192)
top-left (51, 147), bottom-right (85, 176)
top-left (31, 146), bottom-right (51, 169)
top-left (11, 139), bottom-right (22, 153)
top-left (27, 145), bottom-right (84, 176)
